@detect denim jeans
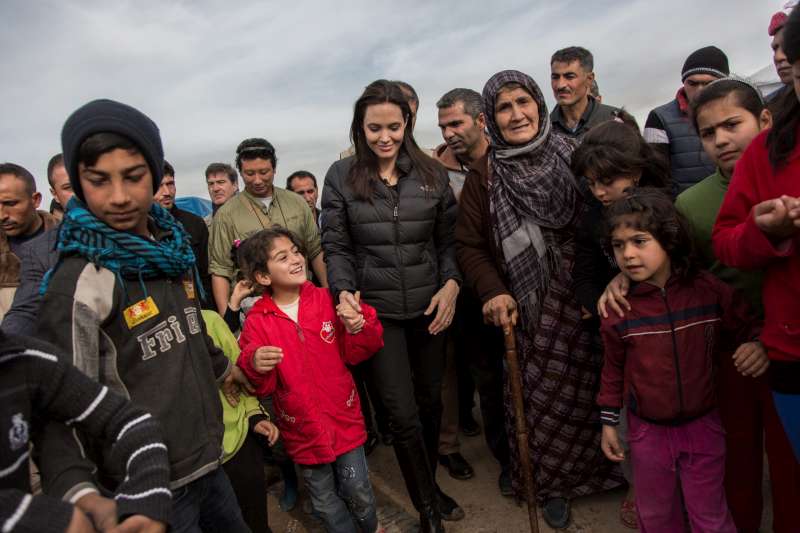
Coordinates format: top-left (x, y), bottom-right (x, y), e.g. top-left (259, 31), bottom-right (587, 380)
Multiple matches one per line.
top-left (169, 467), bottom-right (252, 533)
top-left (301, 446), bottom-right (378, 533)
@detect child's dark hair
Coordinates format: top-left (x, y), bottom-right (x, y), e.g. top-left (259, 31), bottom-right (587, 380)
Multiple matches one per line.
top-left (604, 188), bottom-right (697, 278)
top-left (237, 226), bottom-right (306, 285)
top-left (78, 132), bottom-right (139, 167)
top-left (571, 111), bottom-right (670, 190)
top-left (690, 77), bottom-right (766, 132)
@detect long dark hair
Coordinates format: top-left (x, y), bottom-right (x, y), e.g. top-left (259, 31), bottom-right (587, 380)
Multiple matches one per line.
top-left (347, 80), bottom-right (442, 201)
top-left (769, 5), bottom-right (800, 170)
top-left (604, 188), bottom-right (697, 279)
top-left (570, 111), bottom-right (670, 191)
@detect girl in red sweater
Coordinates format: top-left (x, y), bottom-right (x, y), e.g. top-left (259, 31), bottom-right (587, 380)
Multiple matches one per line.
top-left (712, 6), bottom-right (800, 461)
top-left (599, 189), bottom-right (763, 532)
top-left (235, 226), bottom-right (385, 533)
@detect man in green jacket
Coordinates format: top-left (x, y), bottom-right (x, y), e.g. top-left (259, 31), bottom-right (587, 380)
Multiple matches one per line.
top-left (209, 137), bottom-right (326, 314)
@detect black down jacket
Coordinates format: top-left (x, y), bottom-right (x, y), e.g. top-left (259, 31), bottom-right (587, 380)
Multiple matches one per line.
top-left (321, 155), bottom-right (461, 320)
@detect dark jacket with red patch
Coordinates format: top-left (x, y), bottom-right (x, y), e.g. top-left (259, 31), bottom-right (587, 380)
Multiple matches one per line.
top-left (237, 281), bottom-right (383, 465)
top-left (597, 271), bottom-right (759, 425)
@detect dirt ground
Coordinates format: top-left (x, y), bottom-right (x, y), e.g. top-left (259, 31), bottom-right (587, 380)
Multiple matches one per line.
top-left (264, 418), bottom-right (775, 533)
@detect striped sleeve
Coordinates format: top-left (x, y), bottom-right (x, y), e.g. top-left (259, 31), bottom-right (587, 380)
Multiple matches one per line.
top-left (17, 344), bottom-right (172, 523)
top-left (596, 319), bottom-right (626, 426)
top-left (0, 490), bottom-right (73, 533)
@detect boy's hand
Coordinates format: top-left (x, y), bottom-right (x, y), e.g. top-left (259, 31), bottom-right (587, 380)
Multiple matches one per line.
top-left (229, 280), bottom-right (254, 311)
top-left (253, 346), bottom-right (283, 373)
top-left (221, 366), bottom-right (255, 407)
top-left (76, 492), bottom-right (117, 531)
top-left (109, 516), bottom-right (167, 533)
top-left (601, 425), bottom-right (625, 462)
top-left (66, 507), bottom-right (94, 533)
top-left (337, 291), bottom-right (364, 333)
top-left (253, 420), bottom-right (280, 445)
top-left (733, 341), bottom-right (769, 378)
top-left (753, 196), bottom-right (800, 242)
top-left (598, 272), bottom-right (630, 319)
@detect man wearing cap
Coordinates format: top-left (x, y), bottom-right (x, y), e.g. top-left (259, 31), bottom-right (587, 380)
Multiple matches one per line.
top-left (643, 46), bottom-right (730, 194)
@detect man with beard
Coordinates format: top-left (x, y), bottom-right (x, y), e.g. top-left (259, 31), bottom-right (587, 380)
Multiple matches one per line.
top-left (550, 47), bottom-right (619, 139)
top-left (154, 160), bottom-right (212, 308)
top-left (0, 163), bottom-right (58, 320)
top-left (434, 88), bottom-right (513, 495)
top-left (2, 155), bottom-right (73, 334)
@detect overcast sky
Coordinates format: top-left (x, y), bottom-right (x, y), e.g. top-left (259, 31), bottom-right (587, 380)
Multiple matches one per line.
top-left (0, 0), bottom-right (781, 206)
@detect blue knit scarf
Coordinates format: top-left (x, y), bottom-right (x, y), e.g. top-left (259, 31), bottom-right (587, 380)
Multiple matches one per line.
top-left (41, 198), bottom-right (202, 300)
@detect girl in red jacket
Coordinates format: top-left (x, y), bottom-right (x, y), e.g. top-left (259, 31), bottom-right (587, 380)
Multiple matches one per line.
top-left (598, 189), bottom-right (763, 532)
top-left (712, 6), bottom-right (800, 461)
top-left (235, 226), bottom-right (385, 533)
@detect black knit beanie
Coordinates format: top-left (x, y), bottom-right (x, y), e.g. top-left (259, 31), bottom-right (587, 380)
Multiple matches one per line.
top-left (61, 99), bottom-right (164, 203)
top-left (681, 46), bottom-right (730, 82)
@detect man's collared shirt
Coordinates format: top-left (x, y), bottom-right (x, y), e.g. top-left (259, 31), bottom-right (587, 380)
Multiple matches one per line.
top-left (208, 187), bottom-right (321, 281)
top-left (550, 97), bottom-right (619, 138)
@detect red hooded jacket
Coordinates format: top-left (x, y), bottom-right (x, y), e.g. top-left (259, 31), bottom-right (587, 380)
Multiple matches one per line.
top-left (597, 272), bottom-right (759, 425)
top-left (237, 282), bottom-right (384, 465)
top-left (712, 128), bottom-right (800, 364)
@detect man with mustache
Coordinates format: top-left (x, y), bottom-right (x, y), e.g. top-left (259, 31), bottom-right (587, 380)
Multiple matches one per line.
top-left (433, 88), bottom-right (514, 496)
top-left (0, 163), bottom-right (58, 321)
top-left (154, 160), bottom-right (213, 309)
top-left (550, 47), bottom-right (619, 139)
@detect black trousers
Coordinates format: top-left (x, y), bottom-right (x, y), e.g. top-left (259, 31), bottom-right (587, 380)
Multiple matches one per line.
top-left (223, 432), bottom-right (271, 533)
top-left (368, 314), bottom-right (446, 456)
top-left (455, 291), bottom-right (510, 468)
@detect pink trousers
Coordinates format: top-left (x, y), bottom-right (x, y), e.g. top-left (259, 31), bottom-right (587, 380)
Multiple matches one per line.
top-left (628, 410), bottom-right (736, 533)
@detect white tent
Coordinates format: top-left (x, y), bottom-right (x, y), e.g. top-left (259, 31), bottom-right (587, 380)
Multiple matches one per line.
top-left (748, 64), bottom-right (784, 96)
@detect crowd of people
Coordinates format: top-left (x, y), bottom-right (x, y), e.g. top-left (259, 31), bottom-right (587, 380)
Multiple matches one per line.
top-left (2, 4), bottom-right (800, 533)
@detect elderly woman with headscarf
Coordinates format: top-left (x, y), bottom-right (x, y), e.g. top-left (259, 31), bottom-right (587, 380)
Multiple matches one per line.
top-left (456, 70), bottom-right (623, 529)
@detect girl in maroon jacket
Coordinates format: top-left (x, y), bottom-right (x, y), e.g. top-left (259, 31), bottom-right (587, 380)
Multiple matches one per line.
top-left (597, 190), bottom-right (763, 532)
top-left (235, 226), bottom-right (385, 533)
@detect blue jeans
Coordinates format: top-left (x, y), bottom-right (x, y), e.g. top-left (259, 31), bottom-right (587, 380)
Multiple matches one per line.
top-left (170, 467), bottom-right (251, 533)
top-left (301, 446), bottom-right (378, 533)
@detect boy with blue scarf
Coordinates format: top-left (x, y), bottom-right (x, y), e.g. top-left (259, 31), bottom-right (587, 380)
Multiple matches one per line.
top-left (35, 99), bottom-right (254, 532)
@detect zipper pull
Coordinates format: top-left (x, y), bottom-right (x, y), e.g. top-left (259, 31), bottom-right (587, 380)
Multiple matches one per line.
top-left (393, 205), bottom-right (398, 219)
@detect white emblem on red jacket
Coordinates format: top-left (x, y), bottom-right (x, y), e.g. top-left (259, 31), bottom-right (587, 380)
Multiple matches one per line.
top-left (320, 320), bottom-right (335, 344)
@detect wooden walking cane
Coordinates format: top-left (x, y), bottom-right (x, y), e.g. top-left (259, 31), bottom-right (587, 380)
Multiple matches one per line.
top-left (503, 324), bottom-right (540, 533)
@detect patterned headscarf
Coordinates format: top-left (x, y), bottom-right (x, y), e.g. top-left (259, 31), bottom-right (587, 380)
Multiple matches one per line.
top-left (482, 70), bottom-right (579, 331)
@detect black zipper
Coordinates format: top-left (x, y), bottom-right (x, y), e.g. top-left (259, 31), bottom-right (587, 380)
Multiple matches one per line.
top-left (661, 288), bottom-right (684, 418)
top-left (390, 186), bottom-right (408, 316)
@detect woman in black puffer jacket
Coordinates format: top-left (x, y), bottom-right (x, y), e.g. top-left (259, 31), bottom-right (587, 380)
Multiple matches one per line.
top-left (322, 80), bottom-right (461, 533)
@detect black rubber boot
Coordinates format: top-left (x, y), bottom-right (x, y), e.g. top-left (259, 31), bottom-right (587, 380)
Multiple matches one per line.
top-left (420, 410), bottom-right (465, 522)
top-left (394, 436), bottom-right (445, 533)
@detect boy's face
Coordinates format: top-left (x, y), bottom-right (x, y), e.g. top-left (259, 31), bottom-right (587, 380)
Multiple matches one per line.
top-left (79, 148), bottom-right (153, 237)
top-left (255, 236), bottom-right (306, 289)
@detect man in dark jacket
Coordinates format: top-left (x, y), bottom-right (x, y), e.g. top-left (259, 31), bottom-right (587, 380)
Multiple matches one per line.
top-left (550, 47), bottom-right (620, 139)
top-left (2, 155), bottom-right (73, 335)
top-left (643, 46), bottom-right (729, 194)
top-left (154, 160), bottom-right (213, 308)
